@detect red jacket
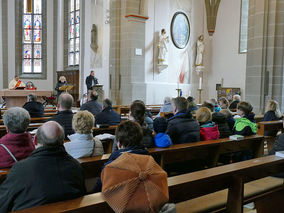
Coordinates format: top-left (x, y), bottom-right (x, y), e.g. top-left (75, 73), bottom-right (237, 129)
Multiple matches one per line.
top-left (0, 132), bottom-right (34, 169)
top-left (200, 123), bottom-right (220, 141)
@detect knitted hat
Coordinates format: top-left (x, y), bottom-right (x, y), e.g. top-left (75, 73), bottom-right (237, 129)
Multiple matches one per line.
top-left (101, 153), bottom-right (169, 213)
top-left (153, 117), bottom-right (168, 133)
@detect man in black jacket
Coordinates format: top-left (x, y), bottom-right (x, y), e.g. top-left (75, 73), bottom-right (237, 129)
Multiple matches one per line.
top-left (86, 70), bottom-right (98, 91)
top-left (23, 94), bottom-right (44, 118)
top-left (49, 93), bottom-right (74, 138)
top-left (95, 98), bottom-right (121, 126)
top-left (166, 97), bottom-right (200, 144)
top-left (80, 91), bottom-right (102, 116)
top-left (0, 121), bottom-right (86, 212)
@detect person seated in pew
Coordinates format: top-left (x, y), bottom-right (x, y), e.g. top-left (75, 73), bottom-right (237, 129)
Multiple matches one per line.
top-left (262, 100), bottom-right (282, 136)
top-left (210, 98), bottom-right (221, 112)
top-left (23, 94), bottom-right (44, 118)
top-left (156, 96), bottom-right (174, 117)
top-left (130, 101), bottom-right (155, 148)
top-left (196, 107), bottom-right (220, 141)
top-left (95, 98), bottom-right (121, 126)
top-left (80, 91), bottom-right (102, 116)
top-left (229, 94), bottom-right (241, 110)
top-left (64, 110), bottom-right (103, 159)
top-left (220, 109), bottom-right (235, 131)
top-left (187, 96), bottom-right (198, 113)
top-left (0, 121), bottom-right (86, 212)
top-left (212, 111), bottom-right (232, 138)
top-left (133, 100), bottom-right (154, 130)
top-left (48, 93), bottom-right (75, 139)
top-left (233, 101), bottom-right (257, 136)
top-left (166, 97), bottom-right (200, 144)
top-left (219, 97), bottom-right (229, 110)
top-left (202, 101), bottom-right (231, 138)
top-left (0, 107), bottom-right (34, 169)
top-left (101, 152), bottom-right (176, 213)
top-left (93, 120), bottom-right (149, 192)
top-left (153, 117), bottom-right (172, 148)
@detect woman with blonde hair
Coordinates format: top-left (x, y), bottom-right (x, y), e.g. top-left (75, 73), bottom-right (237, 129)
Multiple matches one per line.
top-left (55, 76), bottom-right (67, 99)
top-left (196, 107), bottom-right (220, 141)
top-left (262, 100), bottom-right (282, 136)
top-left (64, 110), bottom-right (104, 158)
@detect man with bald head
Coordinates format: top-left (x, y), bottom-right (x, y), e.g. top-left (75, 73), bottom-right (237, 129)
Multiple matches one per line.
top-left (0, 121), bottom-right (86, 212)
top-left (49, 93), bottom-right (75, 138)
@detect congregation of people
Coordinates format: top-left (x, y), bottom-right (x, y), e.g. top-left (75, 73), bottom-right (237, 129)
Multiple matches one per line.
top-left (1, 91), bottom-right (284, 212)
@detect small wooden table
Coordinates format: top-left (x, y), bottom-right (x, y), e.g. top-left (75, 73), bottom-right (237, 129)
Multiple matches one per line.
top-left (0, 89), bottom-right (52, 108)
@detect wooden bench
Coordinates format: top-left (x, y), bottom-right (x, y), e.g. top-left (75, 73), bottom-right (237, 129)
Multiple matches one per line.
top-left (15, 155), bottom-right (284, 213)
top-left (0, 135), bottom-right (264, 184)
top-left (78, 135), bottom-right (264, 179)
top-left (257, 120), bottom-right (284, 152)
top-left (0, 117), bottom-right (50, 125)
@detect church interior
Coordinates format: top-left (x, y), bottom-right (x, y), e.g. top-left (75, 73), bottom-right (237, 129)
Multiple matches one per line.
top-left (0, 0), bottom-right (284, 212)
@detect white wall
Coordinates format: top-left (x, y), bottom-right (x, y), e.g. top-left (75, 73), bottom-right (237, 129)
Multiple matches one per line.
top-left (206, 0), bottom-right (247, 99)
top-left (144, 0), bottom-right (205, 104)
top-left (81, 0), bottom-right (110, 97)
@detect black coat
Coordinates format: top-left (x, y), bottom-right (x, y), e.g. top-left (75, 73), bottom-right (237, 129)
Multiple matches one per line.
top-left (85, 75), bottom-right (98, 90)
top-left (48, 110), bottom-right (75, 139)
top-left (166, 110), bottom-right (200, 144)
top-left (23, 101), bottom-right (44, 118)
top-left (0, 146), bottom-right (86, 212)
top-left (55, 81), bottom-right (67, 97)
top-left (95, 106), bottom-right (121, 126)
top-left (269, 134), bottom-right (284, 155)
top-left (262, 111), bottom-right (281, 136)
top-left (80, 100), bottom-right (102, 116)
top-left (229, 100), bottom-right (240, 110)
top-left (212, 112), bottom-right (232, 138)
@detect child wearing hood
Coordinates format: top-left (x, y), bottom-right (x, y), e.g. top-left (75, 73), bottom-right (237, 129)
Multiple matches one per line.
top-left (154, 117), bottom-right (173, 148)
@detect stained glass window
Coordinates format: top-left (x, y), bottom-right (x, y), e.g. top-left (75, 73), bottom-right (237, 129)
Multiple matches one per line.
top-left (22, 0), bottom-right (43, 73)
top-left (239, 0), bottom-right (249, 53)
top-left (68, 0), bottom-right (80, 66)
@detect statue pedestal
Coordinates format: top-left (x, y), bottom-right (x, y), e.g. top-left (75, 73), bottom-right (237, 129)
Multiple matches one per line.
top-left (92, 84), bottom-right (104, 104)
top-left (157, 64), bottom-right (168, 73)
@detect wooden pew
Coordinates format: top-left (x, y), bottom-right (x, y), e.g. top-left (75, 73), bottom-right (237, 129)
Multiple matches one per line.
top-left (78, 135), bottom-right (264, 179)
top-left (15, 155), bottom-right (284, 213)
top-left (257, 120), bottom-right (284, 152)
top-left (0, 135), bottom-right (264, 184)
top-left (0, 169), bottom-right (9, 185)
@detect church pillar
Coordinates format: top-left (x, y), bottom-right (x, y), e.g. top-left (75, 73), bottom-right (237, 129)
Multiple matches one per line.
top-left (109, 0), bottom-right (148, 105)
top-left (246, 0), bottom-right (284, 113)
top-left (57, 0), bottom-right (64, 71)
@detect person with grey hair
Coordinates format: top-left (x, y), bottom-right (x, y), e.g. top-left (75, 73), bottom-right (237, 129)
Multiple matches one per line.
top-left (23, 94), bottom-right (44, 118)
top-left (49, 93), bottom-right (75, 139)
top-left (80, 91), bottom-right (102, 116)
top-left (95, 98), bottom-right (121, 126)
top-left (0, 107), bottom-right (34, 169)
top-left (156, 96), bottom-right (173, 117)
top-left (0, 121), bottom-right (86, 212)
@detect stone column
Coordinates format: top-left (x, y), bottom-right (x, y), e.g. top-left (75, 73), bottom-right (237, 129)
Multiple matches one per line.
top-left (246, 0), bottom-right (284, 113)
top-left (57, 0), bottom-right (64, 71)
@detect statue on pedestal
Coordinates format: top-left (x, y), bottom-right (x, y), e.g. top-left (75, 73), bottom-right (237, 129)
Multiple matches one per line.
top-left (158, 29), bottom-right (169, 67)
top-left (90, 24), bottom-right (98, 52)
top-left (195, 35), bottom-right (205, 75)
